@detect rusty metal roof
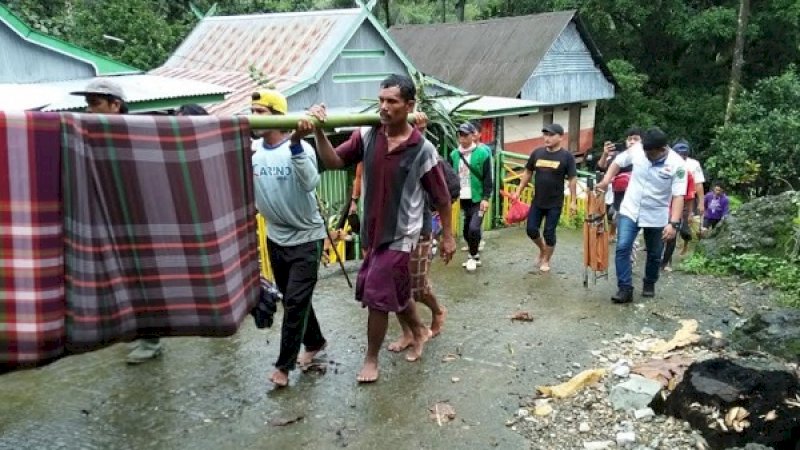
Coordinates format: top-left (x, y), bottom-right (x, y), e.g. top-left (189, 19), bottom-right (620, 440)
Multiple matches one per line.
top-left (153, 9), bottom-right (364, 115)
top-left (389, 10), bottom-right (615, 98)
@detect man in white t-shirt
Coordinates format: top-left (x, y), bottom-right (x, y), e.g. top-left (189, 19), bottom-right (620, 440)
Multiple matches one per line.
top-left (673, 140), bottom-right (705, 218)
top-left (596, 128), bottom-right (687, 304)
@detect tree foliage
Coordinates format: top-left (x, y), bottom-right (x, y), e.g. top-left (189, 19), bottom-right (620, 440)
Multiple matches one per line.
top-left (2, 0), bottom-right (799, 197)
top-left (707, 67), bottom-right (800, 195)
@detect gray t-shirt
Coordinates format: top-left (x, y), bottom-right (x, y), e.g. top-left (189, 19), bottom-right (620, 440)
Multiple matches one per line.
top-left (252, 137), bottom-right (327, 246)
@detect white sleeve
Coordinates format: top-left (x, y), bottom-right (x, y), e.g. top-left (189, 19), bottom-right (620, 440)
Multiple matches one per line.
top-left (691, 160), bottom-right (705, 184)
top-left (291, 141), bottom-right (321, 192)
top-left (672, 164), bottom-right (689, 196)
top-left (614, 148), bottom-right (634, 168)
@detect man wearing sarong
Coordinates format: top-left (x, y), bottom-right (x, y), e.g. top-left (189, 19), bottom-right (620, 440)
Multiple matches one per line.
top-left (297, 74), bottom-right (456, 383)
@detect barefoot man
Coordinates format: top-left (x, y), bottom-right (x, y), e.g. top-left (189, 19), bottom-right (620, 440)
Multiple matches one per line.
top-left (387, 155), bottom-right (450, 353)
top-left (298, 74), bottom-right (456, 383)
top-left (251, 90), bottom-right (329, 387)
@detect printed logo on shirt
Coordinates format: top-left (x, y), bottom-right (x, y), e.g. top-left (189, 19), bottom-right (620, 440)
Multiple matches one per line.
top-left (253, 164), bottom-right (292, 180)
top-left (676, 167), bottom-right (685, 179)
top-left (535, 159), bottom-right (561, 169)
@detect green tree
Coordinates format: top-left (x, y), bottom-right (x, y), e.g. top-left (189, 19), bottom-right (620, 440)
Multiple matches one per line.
top-left (707, 67), bottom-right (800, 196)
top-left (64, 0), bottom-right (190, 69)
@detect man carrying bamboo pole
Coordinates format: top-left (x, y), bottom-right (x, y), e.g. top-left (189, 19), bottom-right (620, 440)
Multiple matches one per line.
top-left (250, 89), bottom-right (329, 388)
top-left (296, 74), bottom-right (456, 383)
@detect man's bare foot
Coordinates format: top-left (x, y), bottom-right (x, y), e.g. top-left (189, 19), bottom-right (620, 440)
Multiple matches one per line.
top-left (430, 307), bottom-right (447, 337)
top-left (297, 344), bottom-right (326, 368)
top-left (269, 369), bottom-right (289, 388)
top-left (387, 334), bottom-right (413, 352)
top-left (357, 360), bottom-right (379, 383)
top-left (405, 327), bottom-right (430, 362)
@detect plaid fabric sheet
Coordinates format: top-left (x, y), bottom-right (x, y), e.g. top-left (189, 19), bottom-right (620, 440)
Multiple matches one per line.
top-left (61, 114), bottom-right (260, 352)
top-left (0, 112), bottom-right (65, 371)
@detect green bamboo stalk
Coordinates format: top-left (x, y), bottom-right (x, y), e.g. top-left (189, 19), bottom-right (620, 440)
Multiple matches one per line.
top-left (247, 113), bottom-right (383, 130)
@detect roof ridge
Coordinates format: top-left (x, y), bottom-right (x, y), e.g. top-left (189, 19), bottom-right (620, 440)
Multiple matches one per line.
top-left (202, 7), bottom-right (361, 22)
top-left (390, 9), bottom-right (576, 29)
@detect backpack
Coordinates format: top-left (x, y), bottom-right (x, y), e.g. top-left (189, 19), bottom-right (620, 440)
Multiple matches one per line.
top-left (440, 156), bottom-right (461, 202)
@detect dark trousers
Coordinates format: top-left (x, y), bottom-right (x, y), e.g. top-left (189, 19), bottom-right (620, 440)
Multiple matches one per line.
top-left (460, 199), bottom-right (483, 256)
top-left (267, 238), bottom-right (326, 372)
top-left (616, 216), bottom-right (664, 288)
top-left (526, 205), bottom-right (562, 246)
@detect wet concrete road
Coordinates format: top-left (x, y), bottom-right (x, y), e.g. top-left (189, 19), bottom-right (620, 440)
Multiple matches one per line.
top-left (0, 227), bottom-right (767, 449)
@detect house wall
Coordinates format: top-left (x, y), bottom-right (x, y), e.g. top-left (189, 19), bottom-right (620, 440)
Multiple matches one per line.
top-left (290, 20), bottom-right (409, 111)
top-left (503, 101), bottom-right (596, 156)
top-left (521, 23), bottom-right (614, 105)
top-left (0, 22), bottom-right (94, 83)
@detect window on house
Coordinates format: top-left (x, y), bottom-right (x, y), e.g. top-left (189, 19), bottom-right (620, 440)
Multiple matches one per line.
top-left (543, 108), bottom-right (554, 126)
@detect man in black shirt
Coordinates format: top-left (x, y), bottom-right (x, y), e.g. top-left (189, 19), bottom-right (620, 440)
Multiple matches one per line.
top-left (512, 124), bottom-right (577, 272)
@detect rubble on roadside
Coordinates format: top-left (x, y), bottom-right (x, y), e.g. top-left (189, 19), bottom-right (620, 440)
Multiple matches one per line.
top-left (509, 322), bottom-right (800, 449)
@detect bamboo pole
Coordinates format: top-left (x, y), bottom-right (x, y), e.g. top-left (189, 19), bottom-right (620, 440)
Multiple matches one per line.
top-left (247, 113), bottom-right (382, 130)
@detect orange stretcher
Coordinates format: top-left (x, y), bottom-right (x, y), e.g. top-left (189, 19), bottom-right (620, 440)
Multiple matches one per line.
top-left (583, 178), bottom-right (610, 287)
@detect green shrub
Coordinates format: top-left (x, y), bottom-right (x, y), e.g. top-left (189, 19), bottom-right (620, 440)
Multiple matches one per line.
top-left (678, 252), bottom-right (800, 307)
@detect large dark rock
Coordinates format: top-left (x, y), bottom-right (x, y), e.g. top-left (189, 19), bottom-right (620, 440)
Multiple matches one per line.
top-left (731, 309), bottom-right (800, 362)
top-left (664, 358), bottom-right (800, 450)
top-left (700, 191), bottom-right (798, 259)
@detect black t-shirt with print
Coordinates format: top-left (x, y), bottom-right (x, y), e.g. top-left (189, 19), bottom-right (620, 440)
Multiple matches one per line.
top-left (525, 147), bottom-right (577, 209)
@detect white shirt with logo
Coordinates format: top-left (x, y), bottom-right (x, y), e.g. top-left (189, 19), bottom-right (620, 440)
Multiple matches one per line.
top-left (614, 144), bottom-right (688, 228)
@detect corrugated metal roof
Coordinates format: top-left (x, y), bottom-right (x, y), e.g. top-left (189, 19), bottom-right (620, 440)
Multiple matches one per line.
top-left (0, 3), bottom-right (140, 76)
top-left (153, 8), bottom-right (387, 116)
top-left (151, 67), bottom-right (300, 115)
top-left (435, 95), bottom-right (542, 118)
top-left (389, 10), bottom-right (615, 98)
top-left (0, 75), bottom-right (231, 112)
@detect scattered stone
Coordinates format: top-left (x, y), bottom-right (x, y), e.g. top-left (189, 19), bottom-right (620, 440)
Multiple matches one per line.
top-left (516, 408), bottom-right (530, 418)
top-left (640, 327), bottom-right (656, 336)
top-left (583, 441), bottom-right (613, 450)
top-left (610, 376), bottom-right (663, 411)
top-left (616, 431), bottom-right (636, 446)
top-left (634, 407), bottom-right (655, 420)
top-left (579, 422), bottom-right (591, 433)
top-left (533, 404), bottom-right (553, 416)
top-left (612, 360), bottom-right (631, 378)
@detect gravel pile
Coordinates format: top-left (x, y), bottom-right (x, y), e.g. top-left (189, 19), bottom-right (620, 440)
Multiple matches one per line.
top-left (508, 329), bottom-right (726, 450)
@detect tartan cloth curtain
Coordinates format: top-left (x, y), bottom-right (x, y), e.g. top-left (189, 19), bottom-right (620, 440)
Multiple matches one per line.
top-left (0, 112), bottom-right (65, 370)
top-left (61, 114), bottom-right (259, 352)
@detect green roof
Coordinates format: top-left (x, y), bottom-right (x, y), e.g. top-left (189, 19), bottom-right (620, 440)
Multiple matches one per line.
top-left (0, 4), bottom-right (140, 75)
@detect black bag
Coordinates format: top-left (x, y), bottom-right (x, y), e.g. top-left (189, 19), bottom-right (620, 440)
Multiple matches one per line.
top-left (440, 157), bottom-right (461, 201)
top-left (251, 277), bottom-right (281, 329)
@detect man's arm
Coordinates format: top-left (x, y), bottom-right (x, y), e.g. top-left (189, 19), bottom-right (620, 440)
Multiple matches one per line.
top-left (290, 141), bottom-right (321, 192)
top-left (663, 195), bottom-right (684, 240)
top-left (434, 200), bottom-right (455, 264)
top-left (568, 176), bottom-right (578, 215)
top-left (421, 164), bottom-right (455, 264)
top-left (595, 162), bottom-right (621, 192)
top-left (695, 182), bottom-right (705, 215)
top-left (597, 141), bottom-right (614, 170)
top-left (513, 169), bottom-right (533, 199)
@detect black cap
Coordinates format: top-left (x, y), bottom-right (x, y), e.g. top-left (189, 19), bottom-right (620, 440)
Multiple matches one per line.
top-left (542, 123), bottom-right (564, 135)
top-left (642, 127), bottom-right (668, 151)
top-left (458, 122), bottom-right (477, 134)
